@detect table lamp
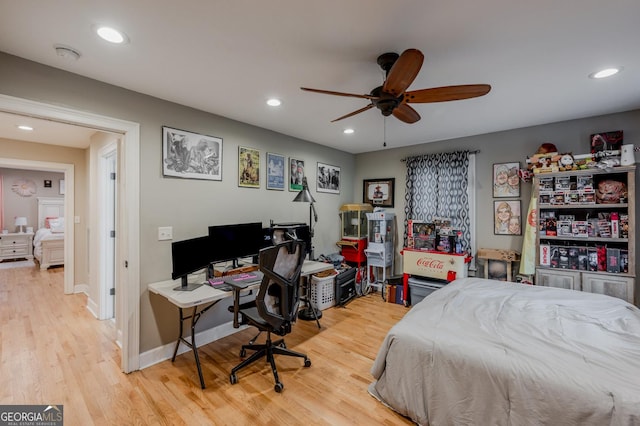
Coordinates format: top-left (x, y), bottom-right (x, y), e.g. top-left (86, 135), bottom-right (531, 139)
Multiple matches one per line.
top-left (14, 217), bottom-right (27, 233)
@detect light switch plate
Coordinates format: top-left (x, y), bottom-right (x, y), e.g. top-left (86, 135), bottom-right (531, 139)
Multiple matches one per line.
top-left (158, 226), bottom-right (173, 241)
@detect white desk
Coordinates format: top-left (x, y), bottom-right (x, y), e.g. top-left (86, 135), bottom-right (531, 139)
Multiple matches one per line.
top-left (148, 260), bottom-right (333, 388)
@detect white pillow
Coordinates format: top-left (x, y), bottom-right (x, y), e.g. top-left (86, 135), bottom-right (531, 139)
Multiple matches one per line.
top-left (49, 217), bottom-right (65, 233)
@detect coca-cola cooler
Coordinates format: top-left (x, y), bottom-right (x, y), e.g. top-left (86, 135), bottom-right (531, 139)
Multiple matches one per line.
top-left (401, 248), bottom-right (471, 306)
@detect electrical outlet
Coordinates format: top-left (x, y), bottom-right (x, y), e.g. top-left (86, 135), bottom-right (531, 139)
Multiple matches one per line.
top-left (158, 226), bottom-right (173, 241)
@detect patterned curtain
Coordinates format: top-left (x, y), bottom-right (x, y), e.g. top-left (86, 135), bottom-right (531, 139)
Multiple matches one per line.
top-left (404, 151), bottom-right (471, 253)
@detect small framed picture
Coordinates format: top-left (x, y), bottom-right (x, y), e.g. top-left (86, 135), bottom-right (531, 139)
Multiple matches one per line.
top-left (494, 200), bottom-right (521, 235)
top-left (317, 162), bottom-right (340, 194)
top-left (363, 178), bottom-right (395, 207)
top-left (162, 126), bottom-right (222, 181)
top-left (238, 146), bottom-right (260, 188)
top-left (493, 162), bottom-right (520, 198)
top-left (266, 152), bottom-right (285, 190)
top-left (289, 158), bottom-right (305, 191)
top-left (44, 180), bottom-right (52, 188)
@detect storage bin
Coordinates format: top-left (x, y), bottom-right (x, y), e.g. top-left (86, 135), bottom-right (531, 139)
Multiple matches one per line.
top-left (408, 277), bottom-right (447, 306)
top-left (311, 271), bottom-right (336, 310)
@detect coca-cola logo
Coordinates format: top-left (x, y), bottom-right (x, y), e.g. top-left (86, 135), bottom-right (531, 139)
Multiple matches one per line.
top-left (416, 258), bottom-right (444, 269)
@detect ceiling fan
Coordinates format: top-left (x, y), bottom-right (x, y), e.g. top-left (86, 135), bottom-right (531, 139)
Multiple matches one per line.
top-left (301, 49), bottom-right (491, 124)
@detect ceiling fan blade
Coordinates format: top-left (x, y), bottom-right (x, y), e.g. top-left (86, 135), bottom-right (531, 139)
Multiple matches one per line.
top-left (392, 104), bottom-right (421, 124)
top-left (301, 87), bottom-right (378, 100)
top-left (404, 84), bottom-right (491, 103)
top-left (382, 49), bottom-right (424, 97)
top-left (330, 104), bottom-right (374, 122)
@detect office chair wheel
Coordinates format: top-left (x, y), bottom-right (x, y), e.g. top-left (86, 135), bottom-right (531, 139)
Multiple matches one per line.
top-left (304, 358), bottom-right (311, 367)
top-left (230, 373), bottom-right (238, 385)
top-left (240, 348), bottom-right (246, 357)
top-left (274, 382), bottom-right (284, 393)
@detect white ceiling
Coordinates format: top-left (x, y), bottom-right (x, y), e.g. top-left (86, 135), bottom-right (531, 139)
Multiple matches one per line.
top-left (0, 0), bottom-right (639, 154)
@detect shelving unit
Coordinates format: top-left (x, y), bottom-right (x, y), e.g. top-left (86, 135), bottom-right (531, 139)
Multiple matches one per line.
top-left (534, 165), bottom-right (636, 305)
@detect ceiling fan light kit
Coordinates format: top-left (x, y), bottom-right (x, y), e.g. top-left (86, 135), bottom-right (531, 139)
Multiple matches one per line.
top-left (301, 48), bottom-right (491, 124)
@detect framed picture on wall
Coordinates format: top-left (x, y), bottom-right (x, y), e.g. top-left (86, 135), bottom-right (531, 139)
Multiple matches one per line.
top-left (363, 178), bottom-right (395, 207)
top-left (162, 126), bottom-right (222, 181)
top-left (317, 162), bottom-right (340, 194)
top-left (493, 162), bottom-right (520, 198)
top-left (238, 146), bottom-right (260, 188)
top-left (266, 152), bottom-right (285, 190)
top-left (494, 200), bottom-right (521, 235)
top-left (289, 158), bottom-right (305, 191)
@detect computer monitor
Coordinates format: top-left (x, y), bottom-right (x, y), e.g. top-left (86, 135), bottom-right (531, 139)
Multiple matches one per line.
top-left (171, 235), bottom-right (212, 291)
top-left (208, 222), bottom-right (264, 266)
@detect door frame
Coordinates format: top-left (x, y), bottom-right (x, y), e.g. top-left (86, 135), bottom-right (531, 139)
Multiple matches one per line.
top-left (0, 94), bottom-right (141, 373)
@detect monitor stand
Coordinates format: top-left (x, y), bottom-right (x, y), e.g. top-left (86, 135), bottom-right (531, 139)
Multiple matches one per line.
top-left (173, 276), bottom-right (204, 291)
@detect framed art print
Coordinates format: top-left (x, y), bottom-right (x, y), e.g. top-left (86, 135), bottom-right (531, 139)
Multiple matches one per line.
top-left (266, 152), bottom-right (285, 190)
top-left (289, 158), bottom-right (305, 191)
top-left (494, 200), bottom-right (521, 235)
top-left (493, 162), bottom-right (520, 198)
top-left (239, 146), bottom-right (260, 188)
top-left (363, 178), bottom-right (395, 207)
top-left (317, 162), bottom-right (340, 194)
top-left (162, 126), bottom-right (222, 180)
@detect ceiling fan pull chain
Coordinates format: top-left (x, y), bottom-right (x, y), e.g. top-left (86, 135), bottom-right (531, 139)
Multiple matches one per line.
top-left (383, 117), bottom-right (387, 148)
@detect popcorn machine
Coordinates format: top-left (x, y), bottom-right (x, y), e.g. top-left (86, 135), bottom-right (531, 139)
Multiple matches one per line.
top-left (336, 204), bottom-right (373, 267)
top-left (365, 210), bottom-right (395, 288)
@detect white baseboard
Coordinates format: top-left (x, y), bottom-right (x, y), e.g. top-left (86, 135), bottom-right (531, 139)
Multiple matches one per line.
top-left (139, 321), bottom-right (249, 370)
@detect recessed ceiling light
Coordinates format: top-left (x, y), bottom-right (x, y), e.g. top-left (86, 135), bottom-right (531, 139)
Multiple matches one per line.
top-left (17, 125), bottom-right (33, 131)
top-left (589, 67), bottom-right (622, 79)
top-left (343, 128), bottom-right (355, 134)
top-left (96, 26), bottom-right (128, 44)
top-left (266, 98), bottom-right (281, 107)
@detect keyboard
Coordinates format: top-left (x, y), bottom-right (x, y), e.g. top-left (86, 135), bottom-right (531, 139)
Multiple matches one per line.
top-left (207, 271), bottom-right (263, 291)
top-left (207, 278), bottom-right (233, 291)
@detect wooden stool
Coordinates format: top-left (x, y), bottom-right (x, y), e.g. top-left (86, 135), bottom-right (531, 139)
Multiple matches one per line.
top-left (477, 248), bottom-right (520, 282)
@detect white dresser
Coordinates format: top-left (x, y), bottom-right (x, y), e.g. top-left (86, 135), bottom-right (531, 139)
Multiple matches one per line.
top-left (0, 232), bottom-right (34, 262)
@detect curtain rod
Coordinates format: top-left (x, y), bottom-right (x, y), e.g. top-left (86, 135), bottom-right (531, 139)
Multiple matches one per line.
top-left (400, 149), bottom-right (480, 162)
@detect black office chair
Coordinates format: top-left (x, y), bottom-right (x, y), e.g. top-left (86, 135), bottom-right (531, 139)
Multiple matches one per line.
top-left (229, 240), bottom-right (311, 392)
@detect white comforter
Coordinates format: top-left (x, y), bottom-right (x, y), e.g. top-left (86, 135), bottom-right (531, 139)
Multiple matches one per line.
top-left (33, 228), bottom-right (64, 260)
top-left (370, 278), bottom-right (640, 426)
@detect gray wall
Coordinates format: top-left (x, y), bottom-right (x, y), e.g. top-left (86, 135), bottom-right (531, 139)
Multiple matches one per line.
top-left (354, 110), bottom-right (640, 278)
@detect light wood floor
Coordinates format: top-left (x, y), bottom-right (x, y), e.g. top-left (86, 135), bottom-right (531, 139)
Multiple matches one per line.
top-left (0, 264), bottom-right (414, 425)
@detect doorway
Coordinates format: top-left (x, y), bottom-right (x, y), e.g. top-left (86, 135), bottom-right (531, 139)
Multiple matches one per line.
top-left (0, 94), bottom-right (141, 373)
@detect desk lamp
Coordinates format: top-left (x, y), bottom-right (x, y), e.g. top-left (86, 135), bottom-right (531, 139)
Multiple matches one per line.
top-left (292, 177), bottom-right (318, 260)
top-left (14, 217), bottom-right (27, 233)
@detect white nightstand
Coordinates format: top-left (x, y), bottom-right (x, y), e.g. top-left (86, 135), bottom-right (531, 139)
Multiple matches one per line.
top-left (0, 232), bottom-right (34, 262)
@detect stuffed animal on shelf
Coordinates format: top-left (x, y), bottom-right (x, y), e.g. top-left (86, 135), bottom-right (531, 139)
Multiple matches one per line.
top-left (558, 153), bottom-right (578, 171)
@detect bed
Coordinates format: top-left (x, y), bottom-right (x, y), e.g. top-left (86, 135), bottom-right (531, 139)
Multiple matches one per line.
top-left (369, 277), bottom-right (640, 425)
top-left (33, 197), bottom-right (65, 270)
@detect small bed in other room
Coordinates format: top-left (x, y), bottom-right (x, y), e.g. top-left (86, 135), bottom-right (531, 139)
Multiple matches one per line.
top-left (369, 277), bottom-right (640, 425)
top-left (34, 197), bottom-right (65, 270)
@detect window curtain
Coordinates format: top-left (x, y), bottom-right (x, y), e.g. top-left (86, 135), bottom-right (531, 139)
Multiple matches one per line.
top-left (404, 150), bottom-right (473, 257)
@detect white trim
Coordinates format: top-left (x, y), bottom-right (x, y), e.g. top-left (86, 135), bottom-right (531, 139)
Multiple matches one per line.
top-left (0, 94), bottom-right (141, 373)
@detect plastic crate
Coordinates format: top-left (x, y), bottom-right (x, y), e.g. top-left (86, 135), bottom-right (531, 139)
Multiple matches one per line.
top-left (310, 272), bottom-right (336, 310)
